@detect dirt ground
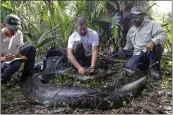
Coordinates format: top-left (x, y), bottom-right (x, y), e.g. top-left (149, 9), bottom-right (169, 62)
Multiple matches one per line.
top-left (1, 63), bottom-right (172, 114)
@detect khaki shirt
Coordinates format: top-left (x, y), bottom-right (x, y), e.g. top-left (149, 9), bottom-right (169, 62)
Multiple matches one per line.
top-left (124, 20), bottom-right (168, 55)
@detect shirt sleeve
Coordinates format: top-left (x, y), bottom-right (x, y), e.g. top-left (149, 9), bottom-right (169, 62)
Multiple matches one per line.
top-left (67, 37), bottom-right (74, 49)
top-left (151, 21), bottom-right (168, 45)
top-left (19, 31), bottom-right (24, 46)
top-left (123, 30), bottom-right (134, 50)
top-left (92, 32), bottom-right (99, 46)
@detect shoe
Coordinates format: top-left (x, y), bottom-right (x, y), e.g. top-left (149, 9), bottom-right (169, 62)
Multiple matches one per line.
top-left (150, 69), bottom-right (161, 80)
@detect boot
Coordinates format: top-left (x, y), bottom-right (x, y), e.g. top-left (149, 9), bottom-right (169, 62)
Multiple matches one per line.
top-left (150, 60), bottom-right (161, 80)
top-left (150, 69), bottom-right (161, 80)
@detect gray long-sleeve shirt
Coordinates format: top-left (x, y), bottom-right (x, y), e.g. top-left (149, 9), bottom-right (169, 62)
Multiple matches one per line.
top-left (124, 20), bottom-right (168, 55)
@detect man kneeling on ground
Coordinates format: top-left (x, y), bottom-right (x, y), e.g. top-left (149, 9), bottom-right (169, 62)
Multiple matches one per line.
top-left (67, 17), bottom-right (100, 75)
top-left (117, 6), bottom-right (168, 80)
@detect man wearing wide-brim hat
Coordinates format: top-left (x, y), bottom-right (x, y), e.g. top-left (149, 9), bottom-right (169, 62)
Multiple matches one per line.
top-left (123, 6), bottom-right (168, 80)
top-left (0, 14), bottom-right (36, 83)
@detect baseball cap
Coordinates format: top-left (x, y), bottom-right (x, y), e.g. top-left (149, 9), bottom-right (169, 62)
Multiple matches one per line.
top-left (131, 6), bottom-right (145, 14)
top-left (5, 14), bottom-right (22, 30)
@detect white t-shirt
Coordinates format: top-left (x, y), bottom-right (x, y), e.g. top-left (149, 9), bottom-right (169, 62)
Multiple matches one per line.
top-left (0, 28), bottom-right (24, 57)
top-left (68, 28), bottom-right (99, 56)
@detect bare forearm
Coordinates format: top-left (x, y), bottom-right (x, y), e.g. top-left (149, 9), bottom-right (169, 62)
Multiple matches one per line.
top-left (91, 50), bottom-right (98, 68)
top-left (68, 54), bottom-right (82, 70)
top-left (0, 57), bottom-right (6, 62)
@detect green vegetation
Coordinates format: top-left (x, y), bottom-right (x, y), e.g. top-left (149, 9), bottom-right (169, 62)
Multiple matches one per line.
top-left (1, 1), bottom-right (172, 113)
top-left (50, 74), bottom-right (105, 89)
top-left (1, 1), bottom-right (171, 54)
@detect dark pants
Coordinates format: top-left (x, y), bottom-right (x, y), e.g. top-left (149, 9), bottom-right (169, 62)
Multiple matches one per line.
top-left (73, 41), bottom-right (91, 67)
top-left (126, 45), bottom-right (163, 71)
top-left (1, 44), bottom-right (36, 82)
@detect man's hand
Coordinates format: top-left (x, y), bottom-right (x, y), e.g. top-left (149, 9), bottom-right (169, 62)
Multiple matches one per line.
top-left (20, 56), bottom-right (28, 62)
top-left (78, 67), bottom-right (86, 75)
top-left (146, 41), bottom-right (155, 51)
top-left (5, 54), bottom-right (15, 61)
top-left (85, 67), bottom-right (95, 75)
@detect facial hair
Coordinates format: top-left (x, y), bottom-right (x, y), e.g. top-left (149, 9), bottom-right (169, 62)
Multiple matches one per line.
top-left (80, 32), bottom-right (87, 36)
top-left (132, 18), bottom-right (144, 27)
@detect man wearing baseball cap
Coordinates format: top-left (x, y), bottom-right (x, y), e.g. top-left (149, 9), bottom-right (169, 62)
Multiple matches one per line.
top-left (0, 14), bottom-right (36, 83)
top-left (123, 6), bottom-right (168, 80)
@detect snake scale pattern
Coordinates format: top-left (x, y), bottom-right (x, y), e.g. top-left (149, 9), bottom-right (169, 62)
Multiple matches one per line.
top-left (21, 70), bottom-right (146, 109)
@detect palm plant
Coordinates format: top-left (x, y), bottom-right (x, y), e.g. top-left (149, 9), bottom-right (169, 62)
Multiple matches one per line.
top-left (2, 1), bottom-right (74, 47)
top-left (1, 1), bottom-right (13, 21)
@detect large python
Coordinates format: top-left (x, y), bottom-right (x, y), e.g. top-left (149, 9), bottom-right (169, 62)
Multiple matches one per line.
top-left (21, 69), bottom-right (146, 109)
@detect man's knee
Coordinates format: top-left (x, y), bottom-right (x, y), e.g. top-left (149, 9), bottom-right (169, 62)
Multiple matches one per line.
top-left (20, 44), bottom-right (36, 56)
top-left (125, 53), bottom-right (145, 70)
top-left (125, 55), bottom-right (137, 69)
top-left (126, 60), bottom-right (147, 71)
top-left (29, 44), bottom-right (36, 49)
top-left (73, 41), bottom-right (83, 51)
top-left (73, 41), bottom-right (84, 60)
top-left (26, 44), bottom-right (36, 54)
